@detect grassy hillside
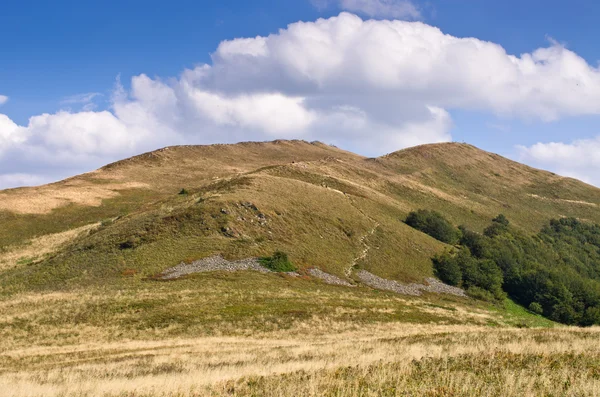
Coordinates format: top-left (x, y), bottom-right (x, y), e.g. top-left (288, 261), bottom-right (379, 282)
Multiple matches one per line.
top-left (4, 139), bottom-right (600, 396)
top-left (2, 140), bottom-right (600, 294)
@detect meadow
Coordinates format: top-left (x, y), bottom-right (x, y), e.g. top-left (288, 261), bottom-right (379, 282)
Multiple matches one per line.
top-left (2, 317), bottom-right (599, 396)
top-left (1, 270), bottom-right (589, 397)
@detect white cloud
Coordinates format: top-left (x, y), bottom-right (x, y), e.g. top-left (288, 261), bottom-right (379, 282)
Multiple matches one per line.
top-left (0, 173), bottom-right (50, 189)
top-left (0, 95), bottom-right (8, 106)
top-left (3, 12), bottom-right (600, 188)
top-left (340, 0), bottom-right (421, 19)
top-left (0, 114), bottom-right (26, 154)
top-left (518, 137), bottom-right (600, 185)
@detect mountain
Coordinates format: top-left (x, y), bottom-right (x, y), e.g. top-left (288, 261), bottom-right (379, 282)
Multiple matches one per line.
top-left (1, 140), bottom-right (600, 298)
top-left (9, 139), bottom-right (600, 396)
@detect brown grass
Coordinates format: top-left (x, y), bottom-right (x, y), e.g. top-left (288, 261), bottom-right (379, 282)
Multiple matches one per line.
top-left (0, 181), bottom-right (149, 214)
top-left (0, 222), bottom-right (100, 270)
top-left (1, 324), bottom-right (598, 397)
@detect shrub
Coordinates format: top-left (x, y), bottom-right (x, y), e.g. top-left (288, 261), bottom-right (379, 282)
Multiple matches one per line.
top-left (433, 250), bottom-right (464, 286)
top-left (179, 188), bottom-right (189, 195)
top-left (459, 226), bottom-right (490, 257)
top-left (434, 247), bottom-right (504, 301)
top-left (484, 214), bottom-right (510, 237)
top-left (492, 214), bottom-right (510, 226)
top-left (405, 210), bottom-right (461, 244)
top-left (466, 286), bottom-right (497, 302)
top-left (100, 218), bottom-right (114, 228)
top-left (529, 302), bottom-right (543, 315)
top-left (260, 251), bottom-right (297, 272)
top-left (581, 307), bottom-right (600, 326)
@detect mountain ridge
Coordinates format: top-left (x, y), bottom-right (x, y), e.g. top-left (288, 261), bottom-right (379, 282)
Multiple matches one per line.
top-left (2, 140), bottom-right (600, 294)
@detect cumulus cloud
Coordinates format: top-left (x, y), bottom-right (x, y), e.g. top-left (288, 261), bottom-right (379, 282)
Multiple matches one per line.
top-left (3, 12), bottom-right (600, 188)
top-left (0, 95), bottom-right (8, 106)
top-left (0, 114), bottom-right (25, 154)
top-left (0, 173), bottom-right (50, 189)
top-left (518, 137), bottom-right (600, 185)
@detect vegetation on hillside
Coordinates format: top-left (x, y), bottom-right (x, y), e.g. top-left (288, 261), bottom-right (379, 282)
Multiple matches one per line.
top-left (407, 211), bottom-right (600, 325)
top-left (405, 209), bottom-right (461, 244)
top-left (259, 251), bottom-right (297, 272)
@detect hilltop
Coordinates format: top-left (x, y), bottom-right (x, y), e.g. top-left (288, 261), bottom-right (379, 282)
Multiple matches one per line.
top-left (2, 140), bottom-right (600, 291)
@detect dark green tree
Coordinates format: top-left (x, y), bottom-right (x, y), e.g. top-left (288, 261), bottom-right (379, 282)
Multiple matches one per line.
top-left (405, 210), bottom-right (461, 244)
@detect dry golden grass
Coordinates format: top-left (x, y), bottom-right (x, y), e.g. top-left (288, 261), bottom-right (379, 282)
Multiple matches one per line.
top-left (0, 223), bottom-right (100, 270)
top-left (0, 181), bottom-right (149, 214)
top-left (1, 323), bottom-right (599, 397)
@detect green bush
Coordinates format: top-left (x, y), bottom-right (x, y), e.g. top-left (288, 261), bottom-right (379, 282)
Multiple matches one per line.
top-left (581, 307), bottom-right (600, 326)
top-left (179, 188), bottom-right (189, 195)
top-left (259, 251), bottom-right (297, 272)
top-left (466, 286), bottom-right (497, 302)
top-left (484, 214), bottom-right (510, 237)
top-left (459, 226), bottom-right (490, 257)
top-left (529, 302), bottom-right (543, 315)
top-left (405, 210), bottom-right (461, 244)
top-left (492, 214), bottom-right (510, 226)
top-left (432, 251), bottom-right (463, 286)
top-left (433, 247), bottom-right (504, 301)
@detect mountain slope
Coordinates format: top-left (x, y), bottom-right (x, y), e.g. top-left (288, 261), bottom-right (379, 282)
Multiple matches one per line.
top-left (1, 140), bottom-right (600, 296)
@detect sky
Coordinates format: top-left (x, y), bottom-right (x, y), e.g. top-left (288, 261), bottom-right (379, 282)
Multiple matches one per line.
top-left (2, 0), bottom-right (600, 188)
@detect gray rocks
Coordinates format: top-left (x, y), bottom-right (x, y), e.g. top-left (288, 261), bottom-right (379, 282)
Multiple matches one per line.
top-left (308, 268), bottom-right (354, 287)
top-left (240, 202), bottom-right (258, 211)
top-left (160, 257), bottom-right (465, 299)
top-left (357, 270), bottom-right (466, 297)
top-left (161, 255), bottom-right (270, 280)
top-left (422, 277), bottom-right (467, 297)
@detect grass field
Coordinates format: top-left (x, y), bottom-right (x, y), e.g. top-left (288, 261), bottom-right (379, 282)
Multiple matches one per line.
top-left (0, 269), bottom-right (569, 397)
top-left (2, 317), bottom-right (598, 396)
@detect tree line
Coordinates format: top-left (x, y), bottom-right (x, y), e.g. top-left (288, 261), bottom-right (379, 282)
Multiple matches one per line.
top-left (406, 210), bottom-right (600, 326)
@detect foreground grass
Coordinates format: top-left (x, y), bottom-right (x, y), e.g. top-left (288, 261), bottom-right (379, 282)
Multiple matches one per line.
top-left (2, 324), bottom-right (598, 397)
top-left (0, 270), bottom-right (551, 348)
top-left (0, 270), bottom-right (570, 397)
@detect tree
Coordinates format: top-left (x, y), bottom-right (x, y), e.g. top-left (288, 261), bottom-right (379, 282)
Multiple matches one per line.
top-left (405, 210), bottom-right (461, 244)
top-left (433, 251), bottom-right (463, 286)
top-left (492, 214), bottom-right (510, 226)
top-left (529, 302), bottom-right (543, 315)
top-left (459, 226), bottom-right (490, 258)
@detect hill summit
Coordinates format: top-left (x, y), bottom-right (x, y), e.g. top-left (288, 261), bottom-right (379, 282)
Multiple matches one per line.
top-left (2, 140), bottom-right (600, 282)
top-left (1, 140), bottom-right (600, 325)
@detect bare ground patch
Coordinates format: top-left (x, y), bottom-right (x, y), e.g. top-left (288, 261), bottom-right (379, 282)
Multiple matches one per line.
top-left (528, 193), bottom-right (598, 207)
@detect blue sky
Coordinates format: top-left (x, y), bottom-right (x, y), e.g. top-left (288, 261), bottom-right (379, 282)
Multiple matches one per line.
top-left (1, 0), bottom-right (600, 187)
